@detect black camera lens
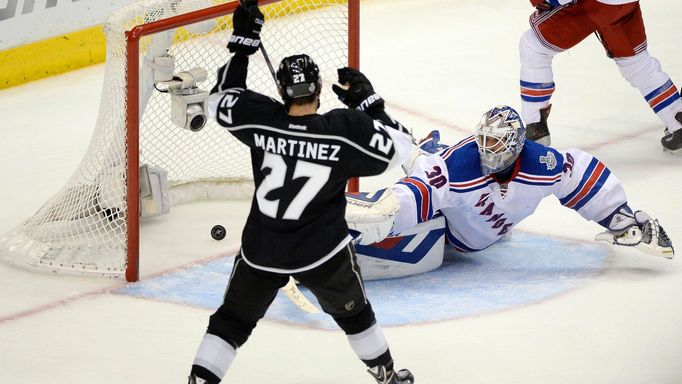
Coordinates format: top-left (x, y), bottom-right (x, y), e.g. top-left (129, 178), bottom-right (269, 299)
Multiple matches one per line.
top-left (190, 114), bottom-right (206, 131)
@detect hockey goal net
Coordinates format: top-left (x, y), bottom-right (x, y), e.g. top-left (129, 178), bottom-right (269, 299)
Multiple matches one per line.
top-left (0, 0), bottom-right (359, 282)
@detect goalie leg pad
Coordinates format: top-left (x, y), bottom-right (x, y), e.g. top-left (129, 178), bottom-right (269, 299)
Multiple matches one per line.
top-left (356, 216), bottom-right (446, 280)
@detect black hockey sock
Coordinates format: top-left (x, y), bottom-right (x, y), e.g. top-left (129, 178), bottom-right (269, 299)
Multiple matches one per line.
top-left (363, 351), bottom-right (394, 370)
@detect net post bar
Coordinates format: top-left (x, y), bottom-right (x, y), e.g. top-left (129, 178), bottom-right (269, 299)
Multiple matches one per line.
top-left (125, 30), bottom-right (141, 283)
top-left (348, 0), bottom-right (360, 70)
top-left (347, 0), bottom-right (360, 193)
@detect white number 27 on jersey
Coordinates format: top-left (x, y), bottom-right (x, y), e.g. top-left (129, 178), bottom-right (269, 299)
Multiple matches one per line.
top-left (256, 152), bottom-right (331, 220)
top-left (369, 120), bottom-right (393, 155)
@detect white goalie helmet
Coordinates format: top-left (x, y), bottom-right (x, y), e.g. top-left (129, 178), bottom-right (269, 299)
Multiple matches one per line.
top-left (475, 105), bottom-right (526, 175)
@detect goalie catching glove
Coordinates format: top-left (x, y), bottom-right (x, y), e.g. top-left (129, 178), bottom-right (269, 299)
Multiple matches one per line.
top-left (595, 206), bottom-right (674, 259)
top-left (332, 67), bottom-right (385, 113)
top-left (345, 189), bottom-right (399, 245)
top-left (227, 0), bottom-right (264, 55)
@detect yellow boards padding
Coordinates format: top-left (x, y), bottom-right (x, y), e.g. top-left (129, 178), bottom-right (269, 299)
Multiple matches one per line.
top-left (0, 26), bottom-right (106, 90)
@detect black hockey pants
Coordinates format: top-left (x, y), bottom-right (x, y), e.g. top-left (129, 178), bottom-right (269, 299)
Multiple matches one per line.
top-left (206, 241), bottom-right (378, 348)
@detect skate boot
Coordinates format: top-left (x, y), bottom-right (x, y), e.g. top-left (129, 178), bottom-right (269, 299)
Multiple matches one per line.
top-left (661, 112), bottom-right (682, 153)
top-left (187, 373), bottom-right (208, 384)
top-left (525, 104), bottom-right (552, 146)
top-left (367, 364), bottom-right (415, 384)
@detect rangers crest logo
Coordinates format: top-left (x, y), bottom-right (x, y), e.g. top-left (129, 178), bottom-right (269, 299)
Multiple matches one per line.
top-left (539, 151), bottom-right (557, 170)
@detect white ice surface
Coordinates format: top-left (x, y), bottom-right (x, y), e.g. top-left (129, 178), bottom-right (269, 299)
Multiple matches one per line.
top-left (1, 0), bottom-right (681, 383)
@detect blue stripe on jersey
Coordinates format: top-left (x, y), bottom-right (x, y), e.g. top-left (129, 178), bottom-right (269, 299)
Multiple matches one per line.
top-left (644, 79), bottom-right (674, 101)
top-left (571, 167), bottom-right (611, 211)
top-left (547, 0), bottom-right (562, 6)
top-left (449, 179), bottom-right (496, 194)
top-left (520, 80), bottom-right (556, 89)
top-left (559, 157), bottom-right (599, 206)
top-left (397, 177), bottom-right (433, 224)
top-left (513, 179), bottom-right (561, 187)
top-left (653, 92), bottom-right (681, 113)
top-left (445, 230), bottom-right (480, 253)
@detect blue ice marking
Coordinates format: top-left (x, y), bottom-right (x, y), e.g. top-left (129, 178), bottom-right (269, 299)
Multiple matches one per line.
top-left (118, 232), bottom-right (608, 329)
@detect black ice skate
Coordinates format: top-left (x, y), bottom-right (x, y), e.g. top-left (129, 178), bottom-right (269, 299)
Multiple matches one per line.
top-left (187, 373), bottom-right (207, 384)
top-left (661, 112), bottom-right (682, 153)
top-left (525, 104), bottom-right (552, 146)
top-left (367, 365), bottom-right (415, 384)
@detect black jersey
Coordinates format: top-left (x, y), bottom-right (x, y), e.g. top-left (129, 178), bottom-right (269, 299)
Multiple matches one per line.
top-left (209, 54), bottom-right (413, 272)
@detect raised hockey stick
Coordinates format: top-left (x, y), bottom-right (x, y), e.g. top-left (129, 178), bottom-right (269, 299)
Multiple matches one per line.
top-left (259, 44), bottom-right (278, 86)
top-left (238, 0), bottom-right (278, 86)
top-left (282, 277), bottom-right (321, 314)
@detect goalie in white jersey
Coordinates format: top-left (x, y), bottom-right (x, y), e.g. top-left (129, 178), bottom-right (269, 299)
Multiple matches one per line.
top-left (349, 105), bottom-right (673, 278)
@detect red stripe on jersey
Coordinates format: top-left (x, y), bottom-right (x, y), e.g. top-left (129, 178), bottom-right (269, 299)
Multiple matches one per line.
top-left (442, 136), bottom-right (475, 159)
top-left (402, 178), bottom-right (430, 222)
top-left (450, 176), bottom-right (492, 188)
top-left (565, 162), bottom-right (606, 209)
top-left (516, 173), bottom-right (561, 181)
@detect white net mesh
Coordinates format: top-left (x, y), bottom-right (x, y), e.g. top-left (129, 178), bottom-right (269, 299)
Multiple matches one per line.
top-left (0, 0), bottom-right (351, 278)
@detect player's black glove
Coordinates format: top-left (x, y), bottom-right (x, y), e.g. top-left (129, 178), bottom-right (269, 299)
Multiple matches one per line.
top-left (332, 67), bottom-right (385, 113)
top-left (227, 0), bottom-right (264, 55)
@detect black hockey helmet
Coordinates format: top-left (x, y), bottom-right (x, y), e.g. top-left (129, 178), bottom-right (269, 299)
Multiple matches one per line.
top-left (276, 54), bottom-right (320, 103)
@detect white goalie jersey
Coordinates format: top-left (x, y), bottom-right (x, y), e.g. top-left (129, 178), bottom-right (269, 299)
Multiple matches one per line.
top-left (391, 137), bottom-right (628, 252)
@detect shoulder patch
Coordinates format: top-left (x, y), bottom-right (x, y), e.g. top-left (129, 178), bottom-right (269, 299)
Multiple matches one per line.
top-left (519, 140), bottom-right (563, 177)
top-left (539, 151), bottom-right (557, 171)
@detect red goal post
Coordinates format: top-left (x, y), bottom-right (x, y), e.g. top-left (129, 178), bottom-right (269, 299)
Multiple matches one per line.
top-left (124, 0), bottom-right (360, 281)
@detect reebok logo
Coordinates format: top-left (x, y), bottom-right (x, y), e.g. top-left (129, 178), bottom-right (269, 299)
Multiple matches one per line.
top-left (0, 0), bottom-right (82, 22)
top-left (288, 123), bottom-right (307, 131)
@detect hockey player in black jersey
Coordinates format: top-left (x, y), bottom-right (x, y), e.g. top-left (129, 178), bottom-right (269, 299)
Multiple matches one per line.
top-left (188, 2), bottom-right (415, 384)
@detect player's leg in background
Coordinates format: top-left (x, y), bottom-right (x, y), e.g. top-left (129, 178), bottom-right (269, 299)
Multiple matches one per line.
top-left (520, 2), bottom-right (596, 144)
top-left (294, 243), bottom-right (413, 384)
top-left (190, 254), bottom-right (289, 384)
top-left (593, 1), bottom-right (682, 152)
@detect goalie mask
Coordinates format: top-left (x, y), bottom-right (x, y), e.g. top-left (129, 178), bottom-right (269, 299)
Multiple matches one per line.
top-left (475, 105), bottom-right (526, 175)
top-left (276, 54), bottom-right (321, 104)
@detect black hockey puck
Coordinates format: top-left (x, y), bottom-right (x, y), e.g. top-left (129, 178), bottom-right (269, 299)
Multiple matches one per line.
top-left (211, 225), bottom-right (226, 240)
